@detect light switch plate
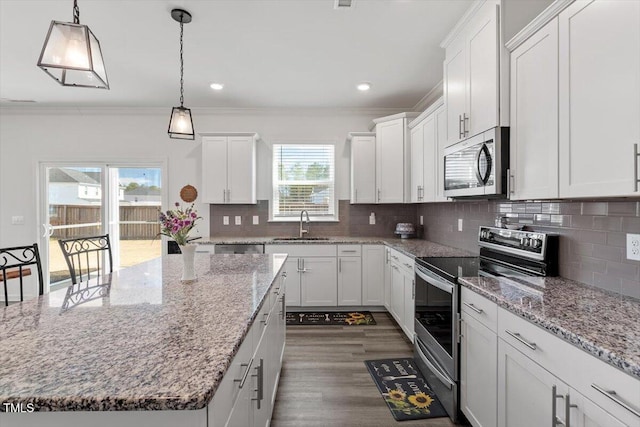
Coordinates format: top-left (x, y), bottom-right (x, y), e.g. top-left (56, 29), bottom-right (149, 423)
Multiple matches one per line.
top-left (11, 216), bottom-right (24, 225)
top-left (369, 213), bottom-right (375, 225)
top-left (223, 216), bottom-right (229, 225)
top-left (253, 216), bottom-right (259, 225)
top-left (627, 233), bottom-right (640, 261)
top-left (458, 218), bottom-right (463, 232)
top-left (420, 215), bottom-right (424, 226)
top-left (235, 216), bottom-right (242, 225)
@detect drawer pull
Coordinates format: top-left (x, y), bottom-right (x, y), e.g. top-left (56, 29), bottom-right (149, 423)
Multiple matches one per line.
top-left (463, 302), bottom-right (484, 314)
top-left (591, 383), bottom-right (640, 417)
top-left (234, 359), bottom-right (253, 389)
top-left (505, 330), bottom-right (537, 350)
top-left (404, 263), bottom-right (413, 269)
top-left (341, 250), bottom-right (357, 253)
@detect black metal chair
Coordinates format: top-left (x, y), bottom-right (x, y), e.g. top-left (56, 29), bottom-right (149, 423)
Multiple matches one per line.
top-left (0, 243), bottom-right (44, 306)
top-left (58, 234), bottom-right (113, 284)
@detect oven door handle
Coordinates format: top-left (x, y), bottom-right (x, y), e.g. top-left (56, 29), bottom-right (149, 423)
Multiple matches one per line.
top-left (416, 339), bottom-right (454, 390)
top-left (415, 266), bottom-right (454, 294)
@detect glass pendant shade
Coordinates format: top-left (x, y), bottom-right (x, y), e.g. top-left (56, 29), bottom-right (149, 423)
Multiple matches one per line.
top-left (37, 20), bottom-right (109, 89)
top-left (168, 106), bottom-right (195, 140)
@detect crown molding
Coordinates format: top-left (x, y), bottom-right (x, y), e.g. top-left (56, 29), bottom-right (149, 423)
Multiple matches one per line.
top-left (408, 97), bottom-right (444, 129)
top-left (413, 81), bottom-right (444, 112)
top-left (0, 105), bottom-right (408, 117)
top-left (505, 0), bottom-right (574, 51)
top-left (368, 112), bottom-right (421, 131)
top-left (346, 131), bottom-right (376, 142)
top-left (440, 0), bottom-right (487, 49)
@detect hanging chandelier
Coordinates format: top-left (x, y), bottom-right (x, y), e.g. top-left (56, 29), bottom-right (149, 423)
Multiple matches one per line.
top-left (37, 0), bottom-right (109, 89)
top-left (168, 8), bottom-right (195, 140)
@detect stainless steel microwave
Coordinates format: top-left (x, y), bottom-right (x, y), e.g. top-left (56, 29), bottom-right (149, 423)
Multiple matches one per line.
top-left (443, 127), bottom-right (509, 198)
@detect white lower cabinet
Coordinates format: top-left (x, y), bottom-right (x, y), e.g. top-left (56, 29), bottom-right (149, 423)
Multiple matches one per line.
top-left (265, 245), bottom-right (338, 307)
top-left (210, 270), bottom-right (286, 427)
top-left (300, 257), bottom-right (337, 306)
top-left (383, 247), bottom-right (392, 310)
top-left (338, 255), bottom-right (362, 306)
top-left (362, 245), bottom-right (384, 306)
top-left (460, 312), bottom-right (497, 427)
top-left (462, 290), bottom-right (638, 427)
top-left (498, 339), bottom-right (569, 427)
top-left (388, 248), bottom-right (414, 342)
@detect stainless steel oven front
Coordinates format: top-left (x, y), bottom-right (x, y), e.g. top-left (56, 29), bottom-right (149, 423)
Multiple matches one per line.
top-left (413, 264), bottom-right (459, 421)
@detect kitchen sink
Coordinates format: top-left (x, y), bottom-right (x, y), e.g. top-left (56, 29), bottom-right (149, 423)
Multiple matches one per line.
top-left (271, 237), bottom-right (331, 241)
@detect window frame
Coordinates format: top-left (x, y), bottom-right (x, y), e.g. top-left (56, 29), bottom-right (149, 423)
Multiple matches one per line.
top-left (269, 142), bottom-right (339, 222)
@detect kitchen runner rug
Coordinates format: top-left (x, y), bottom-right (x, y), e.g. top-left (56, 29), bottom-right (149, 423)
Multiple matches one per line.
top-left (286, 311), bottom-right (376, 325)
top-left (364, 358), bottom-right (447, 421)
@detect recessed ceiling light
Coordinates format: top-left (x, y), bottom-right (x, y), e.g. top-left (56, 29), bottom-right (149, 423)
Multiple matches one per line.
top-left (357, 82), bottom-right (371, 91)
top-left (210, 83), bottom-right (224, 90)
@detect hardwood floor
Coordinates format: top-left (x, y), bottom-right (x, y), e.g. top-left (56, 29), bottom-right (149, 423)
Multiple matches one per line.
top-left (271, 312), bottom-right (458, 427)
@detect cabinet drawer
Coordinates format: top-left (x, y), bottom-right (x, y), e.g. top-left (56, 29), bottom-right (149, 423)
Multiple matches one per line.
top-left (265, 244), bottom-right (337, 257)
top-left (388, 248), bottom-right (414, 272)
top-left (461, 286), bottom-right (497, 332)
top-left (337, 245), bottom-right (361, 257)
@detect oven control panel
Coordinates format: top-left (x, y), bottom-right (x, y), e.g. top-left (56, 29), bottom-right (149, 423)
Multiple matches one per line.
top-left (478, 226), bottom-right (548, 260)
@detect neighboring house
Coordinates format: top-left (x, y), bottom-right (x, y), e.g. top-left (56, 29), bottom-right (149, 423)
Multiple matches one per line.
top-left (48, 168), bottom-right (125, 205)
top-left (122, 186), bottom-right (161, 206)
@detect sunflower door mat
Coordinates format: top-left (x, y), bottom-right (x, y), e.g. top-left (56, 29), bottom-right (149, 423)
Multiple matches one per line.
top-left (286, 311), bottom-right (376, 325)
top-left (364, 358), bottom-right (447, 421)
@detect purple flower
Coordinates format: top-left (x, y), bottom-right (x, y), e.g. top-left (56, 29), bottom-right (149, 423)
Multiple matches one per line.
top-left (191, 212), bottom-right (197, 218)
top-left (175, 202), bottom-right (180, 207)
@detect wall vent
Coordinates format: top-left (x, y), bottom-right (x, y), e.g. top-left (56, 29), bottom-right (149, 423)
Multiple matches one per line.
top-left (334, 0), bottom-right (354, 9)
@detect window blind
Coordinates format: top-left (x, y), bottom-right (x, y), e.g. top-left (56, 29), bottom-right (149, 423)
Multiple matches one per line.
top-left (272, 144), bottom-right (335, 218)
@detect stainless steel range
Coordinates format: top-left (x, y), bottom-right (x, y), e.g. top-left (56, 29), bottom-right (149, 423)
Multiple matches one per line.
top-left (413, 226), bottom-right (559, 422)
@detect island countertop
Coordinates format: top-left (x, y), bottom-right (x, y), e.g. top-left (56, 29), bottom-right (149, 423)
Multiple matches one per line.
top-left (0, 253), bottom-right (287, 412)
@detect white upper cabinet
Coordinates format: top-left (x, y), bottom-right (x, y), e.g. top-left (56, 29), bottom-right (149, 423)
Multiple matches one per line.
top-left (201, 133), bottom-right (258, 204)
top-left (509, 17), bottom-right (559, 200)
top-left (443, 0), bottom-right (505, 146)
top-left (409, 98), bottom-right (444, 203)
top-left (350, 113), bottom-right (417, 204)
top-left (434, 105), bottom-right (450, 202)
top-left (376, 118), bottom-right (407, 204)
top-left (349, 133), bottom-right (376, 204)
top-left (558, 0), bottom-right (640, 197)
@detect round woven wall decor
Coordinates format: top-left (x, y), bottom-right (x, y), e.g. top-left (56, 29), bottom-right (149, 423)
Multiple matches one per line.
top-left (180, 185), bottom-right (198, 203)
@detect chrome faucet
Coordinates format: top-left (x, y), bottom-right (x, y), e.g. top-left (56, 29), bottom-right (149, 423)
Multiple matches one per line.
top-left (299, 210), bottom-right (310, 238)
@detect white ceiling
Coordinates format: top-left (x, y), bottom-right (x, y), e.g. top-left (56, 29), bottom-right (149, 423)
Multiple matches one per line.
top-left (0, 0), bottom-right (471, 110)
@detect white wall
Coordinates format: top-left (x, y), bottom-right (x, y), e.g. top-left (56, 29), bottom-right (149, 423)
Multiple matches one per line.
top-left (0, 108), bottom-right (384, 247)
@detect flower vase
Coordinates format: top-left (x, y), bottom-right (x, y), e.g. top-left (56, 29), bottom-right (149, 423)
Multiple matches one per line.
top-left (178, 244), bottom-right (197, 282)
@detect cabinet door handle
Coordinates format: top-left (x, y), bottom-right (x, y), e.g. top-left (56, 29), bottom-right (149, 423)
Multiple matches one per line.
top-left (458, 114), bottom-right (463, 139)
top-left (591, 384), bottom-right (640, 417)
top-left (339, 258), bottom-right (342, 273)
top-left (551, 385), bottom-right (565, 426)
top-left (463, 302), bottom-right (484, 314)
top-left (506, 168), bottom-right (514, 198)
top-left (222, 189), bottom-right (226, 203)
top-left (565, 393), bottom-right (577, 426)
top-left (505, 330), bottom-right (537, 350)
top-left (234, 358), bottom-right (253, 389)
top-left (411, 279), bottom-right (415, 299)
top-left (634, 143), bottom-right (639, 192)
top-left (280, 294), bottom-right (286, 319)
top-left (251, 358), bottom-right (264, 409)
top-left (463, 113), bottom-right (469, 137)
top-left (377, 189), bottom-right (381, 202)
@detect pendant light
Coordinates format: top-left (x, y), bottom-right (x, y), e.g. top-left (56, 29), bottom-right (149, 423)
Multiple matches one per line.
top-left (37, 0), bottom-right (109, 89)
top-left (168, 9), bottom-right (195, 140)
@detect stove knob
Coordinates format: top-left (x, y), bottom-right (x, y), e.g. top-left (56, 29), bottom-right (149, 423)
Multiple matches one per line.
top-left (531, 239), bottom-right (542, 249)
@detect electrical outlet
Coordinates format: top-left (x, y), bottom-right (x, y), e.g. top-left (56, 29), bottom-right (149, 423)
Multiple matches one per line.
top-left (458, 218), bottom-right (463, 232)
top-left (235, 216), bottom-right (242, 225)
top-left (223, 216), bottom-right (229, 225)
top-left (253, 216), bottom-right (259, 225)
top-left (369, 213), bottom-right (376, 225)
top-left (627, 233), bottom-right (640, 261)
top-left (419, 215), bottom-right (424, 226)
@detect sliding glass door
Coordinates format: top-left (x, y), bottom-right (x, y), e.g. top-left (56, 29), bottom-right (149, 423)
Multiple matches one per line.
top-left (41, 163), bottom-right (163, 289)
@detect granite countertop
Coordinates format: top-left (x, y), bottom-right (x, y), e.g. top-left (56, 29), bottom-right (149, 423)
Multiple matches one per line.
top-left (0, 254), bottom-right (286, 411)
top-left (200, 236), bottom-right (472, 259)
top-left (459, 275), bottom-right (640, 379)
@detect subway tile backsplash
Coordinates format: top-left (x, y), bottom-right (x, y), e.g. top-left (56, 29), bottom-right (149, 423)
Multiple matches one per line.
top-left (210, 199), bottom-right (639, 298)
top-left (417, 200), bottom-right (640, 299)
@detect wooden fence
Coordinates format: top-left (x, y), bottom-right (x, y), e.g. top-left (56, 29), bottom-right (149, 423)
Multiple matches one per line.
top-left (50, 205), bottom-right (160, 239)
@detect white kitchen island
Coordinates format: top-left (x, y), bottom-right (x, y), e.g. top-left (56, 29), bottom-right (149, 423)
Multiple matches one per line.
top-left (0, 253), bottom-right (287, 427)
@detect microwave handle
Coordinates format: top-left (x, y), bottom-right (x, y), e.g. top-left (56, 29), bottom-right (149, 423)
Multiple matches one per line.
top-left (474, 143), bottom-right (492, 185)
